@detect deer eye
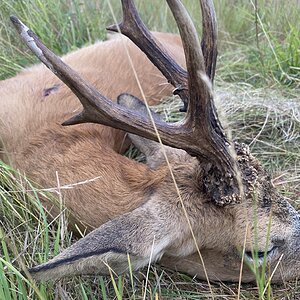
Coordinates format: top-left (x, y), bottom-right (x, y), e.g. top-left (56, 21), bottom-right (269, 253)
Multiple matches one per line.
top-left (245, 246), bottom-right (277, 261)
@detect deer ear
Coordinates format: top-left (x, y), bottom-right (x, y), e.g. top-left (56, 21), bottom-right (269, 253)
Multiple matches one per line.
top-left (29, 205), bottom-right (173, 281)
top-left (117, 93), bottom-right (161, 122)
top-left (117, 93), bottom-right (186, 168)
top-left (117, 93), bottom-right (163, 166)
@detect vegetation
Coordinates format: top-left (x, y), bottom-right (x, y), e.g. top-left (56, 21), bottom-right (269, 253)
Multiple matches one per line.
top-left (0, 0), bottom-right (299, 299)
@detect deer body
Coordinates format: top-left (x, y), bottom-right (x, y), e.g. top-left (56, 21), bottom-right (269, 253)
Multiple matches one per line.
top-left (3, 0), bottom-right (300, 284)
top-left (0, 32), bottom-right (185, 228)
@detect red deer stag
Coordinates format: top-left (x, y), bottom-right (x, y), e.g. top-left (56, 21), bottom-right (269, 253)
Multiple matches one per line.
top-left (3, 0), bottom-right (300, 283)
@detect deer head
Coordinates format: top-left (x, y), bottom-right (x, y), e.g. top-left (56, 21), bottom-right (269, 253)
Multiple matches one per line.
top-left (11, 0), bottom-right (300, 283)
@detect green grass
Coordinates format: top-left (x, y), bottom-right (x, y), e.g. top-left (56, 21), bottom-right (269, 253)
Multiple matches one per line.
top-left (0, 0), bottom-right (300, 299)
top-left (0, 0), bottom-right (299, 86)
top-left (216, 0), bottom-right (300, 88)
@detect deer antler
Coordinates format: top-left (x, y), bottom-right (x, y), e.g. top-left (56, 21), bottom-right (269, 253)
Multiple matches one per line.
top-left (107, 0), bottom-right (189, 109)
top-left (200, 0), bottom-right (218, 81)
top-left (11, 0), bottom-right (241, 205)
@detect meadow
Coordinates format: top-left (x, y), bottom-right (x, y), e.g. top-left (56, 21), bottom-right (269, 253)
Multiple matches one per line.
top-left (0, 0), bottom-right (299, 299)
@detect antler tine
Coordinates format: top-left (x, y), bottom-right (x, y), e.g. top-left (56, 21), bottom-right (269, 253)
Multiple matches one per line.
top-left (167, 0), bottom-right (207, 126)
top-left (166, 0), bottom-right (234, 172)
top-left (107, 0), bottom-right (189, 109)
top-left (199, 0), bottom-right (226, 145)
top-left (200, 0), bottom-right (218, 82)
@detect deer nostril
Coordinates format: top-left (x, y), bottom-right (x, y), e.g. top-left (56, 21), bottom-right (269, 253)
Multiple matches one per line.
top-left (272, 238), bottom-right (285, 247)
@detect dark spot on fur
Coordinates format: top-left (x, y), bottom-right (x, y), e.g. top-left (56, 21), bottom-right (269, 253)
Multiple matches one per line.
top-left (272, 238), bottom-right (285, 247)
top-left (145, 185), bottom-right (156, 197)
top-left (43, 84), bottom-right (60, 97)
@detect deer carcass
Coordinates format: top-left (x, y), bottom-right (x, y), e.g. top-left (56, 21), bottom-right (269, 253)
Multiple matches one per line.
top-left (3, 0), bottom-right (300, 283)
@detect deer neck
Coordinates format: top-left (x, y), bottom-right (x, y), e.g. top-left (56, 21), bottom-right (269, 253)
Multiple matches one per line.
top-left (152, 161), bottom-right (235, 257)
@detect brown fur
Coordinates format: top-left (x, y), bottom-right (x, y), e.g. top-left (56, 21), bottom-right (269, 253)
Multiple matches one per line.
top-left (1, 32), bottom-right (300, 283)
